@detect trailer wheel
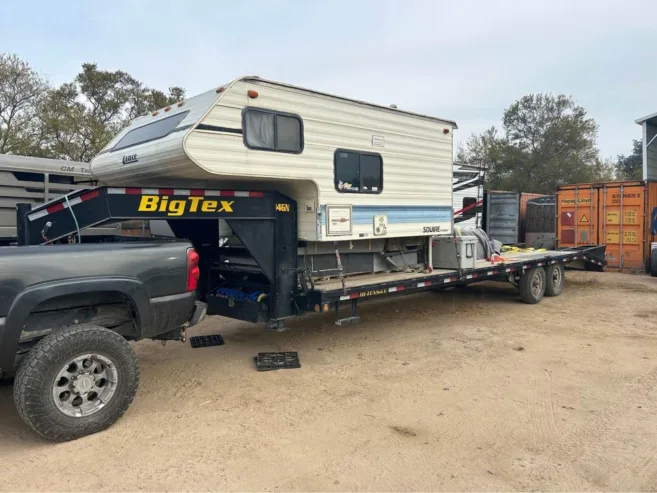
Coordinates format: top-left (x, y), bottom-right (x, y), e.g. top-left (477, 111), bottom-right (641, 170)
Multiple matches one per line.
top-left (518, 267), bottom-right (546, 304)
top-left (13, 324), bottom-right (139, 442)
top-left (544, 263), bottom-right (565, 297)
top-left (651, 248), bottom-right (657, 277)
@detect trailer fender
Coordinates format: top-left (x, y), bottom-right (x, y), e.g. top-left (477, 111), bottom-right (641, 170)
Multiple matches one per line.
top-left (0, 278), bottom-right (151, 370)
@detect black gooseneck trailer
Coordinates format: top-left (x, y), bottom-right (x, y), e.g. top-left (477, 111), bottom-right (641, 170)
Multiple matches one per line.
top-left (17, 186), bottom-right (607, 329)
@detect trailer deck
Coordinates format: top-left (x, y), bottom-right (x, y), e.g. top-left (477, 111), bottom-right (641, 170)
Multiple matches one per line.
top-left (307, 248), bottom-right (605, 307)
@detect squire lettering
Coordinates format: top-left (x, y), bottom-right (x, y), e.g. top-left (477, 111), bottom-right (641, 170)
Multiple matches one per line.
top-left (423, 226), bottom-right (447, 233)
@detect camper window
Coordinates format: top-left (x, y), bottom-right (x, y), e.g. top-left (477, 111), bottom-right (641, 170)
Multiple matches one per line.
top-left (334, 149), bottom-right (382, 194)
top-left (111, 111), bottom-right (189, 152)
top-left (243, 108), bottom-right (303, 154)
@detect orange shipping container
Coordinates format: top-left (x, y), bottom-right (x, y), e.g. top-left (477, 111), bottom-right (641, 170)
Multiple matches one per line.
top-left (557, 181), bottom-right (657, 272)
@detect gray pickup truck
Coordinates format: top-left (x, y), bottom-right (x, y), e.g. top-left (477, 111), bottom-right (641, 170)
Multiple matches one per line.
top-left (0, 241), bottom-right (206, 441)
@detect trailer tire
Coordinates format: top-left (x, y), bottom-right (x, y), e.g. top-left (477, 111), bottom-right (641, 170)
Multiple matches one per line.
top-left (519, 267), bottom-right (546, 304)
top-left (651, 248), bottom-right (657, 277)
top-left (13, 324), bottom-right (139, 442)
top-left (545, 263), bottom-right (565, 297)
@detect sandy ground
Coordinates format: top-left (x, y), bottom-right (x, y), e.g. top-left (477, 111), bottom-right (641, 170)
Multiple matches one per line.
top-left (1, 271), bottom-right (657, 492)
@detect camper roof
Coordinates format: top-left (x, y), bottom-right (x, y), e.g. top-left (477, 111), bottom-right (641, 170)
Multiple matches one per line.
top-left (238, 76), bottom-right (458, 128)
top-left (112, 76), bottom-right (457, 137)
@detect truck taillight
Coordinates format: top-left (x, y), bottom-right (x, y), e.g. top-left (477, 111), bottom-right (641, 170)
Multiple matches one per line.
top-left (187, 248), bottom-right (200, 292)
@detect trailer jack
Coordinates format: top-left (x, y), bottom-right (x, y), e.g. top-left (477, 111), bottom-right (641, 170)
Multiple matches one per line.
top-left (335, 298), bottom-right (361, 326)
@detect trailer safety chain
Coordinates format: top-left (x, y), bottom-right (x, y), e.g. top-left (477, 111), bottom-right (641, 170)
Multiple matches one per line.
top-left (334, 241), bottom-right (347, 294)
top-left (64, 194), bottom-right (81, 244)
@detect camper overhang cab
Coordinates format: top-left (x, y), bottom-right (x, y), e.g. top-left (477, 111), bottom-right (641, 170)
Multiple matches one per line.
top-left (90, 76), bottom-right (457, 278)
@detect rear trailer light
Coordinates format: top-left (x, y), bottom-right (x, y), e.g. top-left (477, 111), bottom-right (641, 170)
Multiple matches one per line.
top-left (187, 248), bottom-right (200, 291)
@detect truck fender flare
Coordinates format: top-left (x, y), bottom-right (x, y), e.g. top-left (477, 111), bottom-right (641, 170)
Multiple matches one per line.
top-left (0, 278), bottom-right (151, 370)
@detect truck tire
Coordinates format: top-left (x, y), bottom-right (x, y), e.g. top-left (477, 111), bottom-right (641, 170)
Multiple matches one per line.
top-left (651, 248), bottom-right (657, 277)
top-left (13, 324), bottom-right (139, 442)
top-left (519, 266), bottom-right (546, 304)
top-left (544, 263), bottom-right (565, 297)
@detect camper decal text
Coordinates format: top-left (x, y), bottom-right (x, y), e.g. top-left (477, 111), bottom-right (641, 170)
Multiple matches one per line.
top-left (138, 196), bottom-right (235, 216)
top-left (423, 226), bottom-right (448, 233)
top-left (122, 154), bottom-right (138, 165)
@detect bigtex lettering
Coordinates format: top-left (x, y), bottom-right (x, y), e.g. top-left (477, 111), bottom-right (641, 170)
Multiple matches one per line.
top-left (138, 195), bottom-right (235, 216)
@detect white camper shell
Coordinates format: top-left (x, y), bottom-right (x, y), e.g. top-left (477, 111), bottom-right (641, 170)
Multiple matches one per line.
top-left (91, 76), bottom-right (457, 243)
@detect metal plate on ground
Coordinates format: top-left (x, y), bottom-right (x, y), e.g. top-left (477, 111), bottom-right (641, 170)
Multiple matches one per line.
top-left (254, 352), bottom-right (301, 371)
top-left (190, 334), bottom-right (225, 348)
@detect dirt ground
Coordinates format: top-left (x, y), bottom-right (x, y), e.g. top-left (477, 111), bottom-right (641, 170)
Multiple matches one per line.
top-left (1, 271), bottom-right (657, 492)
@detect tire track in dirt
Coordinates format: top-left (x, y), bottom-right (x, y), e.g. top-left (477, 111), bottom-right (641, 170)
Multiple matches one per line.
top-left (527, 368), bottom-right (582, 491)
top-left (528, 369), bottom-right (558, 444)
top-left (607, 442), bottom-right (657, 491)
top-left (548, 365), bottom-right (657, 491)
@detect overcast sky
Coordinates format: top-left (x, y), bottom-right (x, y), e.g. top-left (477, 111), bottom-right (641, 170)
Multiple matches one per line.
top-left (1, 0), bottom-right (655, 160)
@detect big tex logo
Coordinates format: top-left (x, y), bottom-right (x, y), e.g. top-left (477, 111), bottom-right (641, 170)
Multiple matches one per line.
top-left (138, 195), bottom-right (235, 216)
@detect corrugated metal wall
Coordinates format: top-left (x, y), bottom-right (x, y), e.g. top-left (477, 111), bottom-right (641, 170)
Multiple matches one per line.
top-left (557, 181), bottom-right (656, 272)
top-left (643, 121), bottom-right (657, 181)
top-left (485, 192), bottom-right (521, 244)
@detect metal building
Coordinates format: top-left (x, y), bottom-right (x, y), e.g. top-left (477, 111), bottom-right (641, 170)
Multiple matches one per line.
top-left (635, 112), bottom-right (657, 181)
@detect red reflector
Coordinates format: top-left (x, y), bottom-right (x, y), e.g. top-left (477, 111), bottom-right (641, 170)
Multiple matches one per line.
top-left (80, 190), bottom-right (99, 202)
top-left (126, 188), bottom-right (142, 195)
top-left (249, 191), bottom-right (264, 197)
top-left (190, 189), bottom-right (204, 196)
top-left (349, 293), bottom-right (359, 299)
top-left (397, 285), bottom-right (405, 291)
top-left (221, 191), bottom-right (235, 197)
top-left (187, 248), bottom-right (200, 292)
top-left (159, 188), bottom-right (174, 196)
top-left (47, 202), bottom-right (65, 214)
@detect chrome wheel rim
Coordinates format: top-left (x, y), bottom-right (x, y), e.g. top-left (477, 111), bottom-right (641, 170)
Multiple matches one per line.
top-left (52, 353), bottom-right (118, 417)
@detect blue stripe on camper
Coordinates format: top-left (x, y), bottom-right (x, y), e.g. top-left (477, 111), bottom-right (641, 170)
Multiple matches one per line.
top-left (320, 205), bottom-right (452, 225)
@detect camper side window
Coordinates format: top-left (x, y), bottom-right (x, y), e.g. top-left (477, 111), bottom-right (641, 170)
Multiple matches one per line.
top-left (334, 149), bottom-right (383, 194)
top-left (243, 108), bottom-right (303, 154)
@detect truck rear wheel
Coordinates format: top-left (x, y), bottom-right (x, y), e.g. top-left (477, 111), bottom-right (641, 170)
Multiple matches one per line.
top-left (13, 324), bottom-right (139, 442)
top-left (544, 263), bottom-right (565, 297)
top-left (518, 266), bottom-right (546, 304)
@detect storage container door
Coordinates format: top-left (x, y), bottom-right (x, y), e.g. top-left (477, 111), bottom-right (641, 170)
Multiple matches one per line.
top-left (557, 186), bottom-right (597, 248)
top-left (485, 192), bottom-right (520, 245)
top-left (600, 183), bottom-right (646, 271)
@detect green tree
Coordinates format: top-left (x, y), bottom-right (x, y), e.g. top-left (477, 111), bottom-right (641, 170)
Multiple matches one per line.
top-left (614, 139), bottom-right (642, 180)
top-left (459, 94), bottom-right (609, 194)
top-left (40, 63), bottom-right (185, 161)
top-left (0, 54), bottom-right (49, 155)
